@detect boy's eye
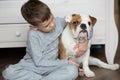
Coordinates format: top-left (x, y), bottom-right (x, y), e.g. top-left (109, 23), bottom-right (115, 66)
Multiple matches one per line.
top-left (72, 21), bottom-right (78, 26)
top-left (88, 22), bottom-right (91, 26)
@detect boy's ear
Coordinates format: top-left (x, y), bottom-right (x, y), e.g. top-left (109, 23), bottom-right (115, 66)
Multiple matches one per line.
top-left (29, 25), bottom-right (38, 30)
top-left (65, 15), bottom-right (72, 22)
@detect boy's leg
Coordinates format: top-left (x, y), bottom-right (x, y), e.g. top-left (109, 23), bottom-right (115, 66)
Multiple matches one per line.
top-left (2, 64), bottom-right (42, 80)
top-left (45, 64), bottom-right (78, 80)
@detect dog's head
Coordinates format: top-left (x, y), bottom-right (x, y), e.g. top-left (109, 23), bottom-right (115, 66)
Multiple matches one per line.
top-left (65, 14), bottom-right (97, 43)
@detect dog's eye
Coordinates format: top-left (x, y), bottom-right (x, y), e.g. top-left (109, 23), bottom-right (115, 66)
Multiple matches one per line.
top-left (88, 22), bottom-right (91, 26)
top-left (72, 21), bottom-right (78, 26)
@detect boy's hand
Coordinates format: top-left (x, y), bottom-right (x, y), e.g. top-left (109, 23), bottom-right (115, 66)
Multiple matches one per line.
top-left (74, 40), bottom-right (88, 58)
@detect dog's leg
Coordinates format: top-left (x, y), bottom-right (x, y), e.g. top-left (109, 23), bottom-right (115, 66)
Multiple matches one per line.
top-left (89, 57), bottom-right (119, 70)
top-left (82, 49), bottom-right (95, 77)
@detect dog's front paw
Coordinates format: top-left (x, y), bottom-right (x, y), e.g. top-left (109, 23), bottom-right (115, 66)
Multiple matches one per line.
top-left (85, 70), bottom-right (95, 77)
top-left (109, 64), bottom-right (119, 70)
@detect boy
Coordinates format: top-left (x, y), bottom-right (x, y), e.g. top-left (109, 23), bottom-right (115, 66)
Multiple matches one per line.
top-left (2, 0), bottom-right (88, 80)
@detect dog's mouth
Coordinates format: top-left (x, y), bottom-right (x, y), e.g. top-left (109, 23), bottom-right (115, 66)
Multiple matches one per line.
top-left (77, 30), bottom-right (88, 43)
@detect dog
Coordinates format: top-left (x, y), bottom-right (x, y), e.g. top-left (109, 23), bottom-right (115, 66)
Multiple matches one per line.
top-left (59, 14), bottom-right (119, 77)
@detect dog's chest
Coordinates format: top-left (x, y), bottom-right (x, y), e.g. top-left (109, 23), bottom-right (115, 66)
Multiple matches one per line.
top-left (61, 26), bottom-right (77, 56)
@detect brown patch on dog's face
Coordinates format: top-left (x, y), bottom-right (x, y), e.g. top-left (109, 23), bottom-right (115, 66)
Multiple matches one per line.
top-left (69, 14), bottom-right (82, 31)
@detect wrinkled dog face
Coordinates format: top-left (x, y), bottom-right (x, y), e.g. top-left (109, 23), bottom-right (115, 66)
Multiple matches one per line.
top-left (65, 14), bottom-right (97, 43)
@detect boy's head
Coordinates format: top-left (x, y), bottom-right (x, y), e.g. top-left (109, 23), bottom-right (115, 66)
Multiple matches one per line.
top-left (21, 0), bottom-right (52, 26)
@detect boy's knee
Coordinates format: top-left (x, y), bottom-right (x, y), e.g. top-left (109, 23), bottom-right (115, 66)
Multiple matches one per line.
top-left (66, 65), bottom-right (78, 79)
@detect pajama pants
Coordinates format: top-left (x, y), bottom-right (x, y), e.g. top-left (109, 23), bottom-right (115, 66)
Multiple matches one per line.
top-left (2, 64), bottom-right (78, 80)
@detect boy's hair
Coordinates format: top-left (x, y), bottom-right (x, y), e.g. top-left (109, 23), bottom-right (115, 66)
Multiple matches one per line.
top-left (21, 0), bottom-right (51, 26)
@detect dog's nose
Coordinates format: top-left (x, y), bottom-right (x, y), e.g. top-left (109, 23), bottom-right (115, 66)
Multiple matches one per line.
top-left (80, 24), bottom-right (86, 30)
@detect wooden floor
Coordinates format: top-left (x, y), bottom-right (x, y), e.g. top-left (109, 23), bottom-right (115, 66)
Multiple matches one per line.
top-left (0, 45), bottom-right (120, 80)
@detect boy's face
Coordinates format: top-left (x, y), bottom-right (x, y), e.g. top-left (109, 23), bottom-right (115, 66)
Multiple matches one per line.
top-left (31, 15), bottom-right (55, 33)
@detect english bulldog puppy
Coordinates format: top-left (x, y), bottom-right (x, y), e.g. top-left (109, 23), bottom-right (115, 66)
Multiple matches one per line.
top-left (59, 14), bottom-right (119, 77)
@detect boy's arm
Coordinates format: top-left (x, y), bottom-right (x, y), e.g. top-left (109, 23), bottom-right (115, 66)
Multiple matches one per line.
top-left (27, 31), bottom-right (68, 67)
top-left (56, 17), bottom-right (67, 31)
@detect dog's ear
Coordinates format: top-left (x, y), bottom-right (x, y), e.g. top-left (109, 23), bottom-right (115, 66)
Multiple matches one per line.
top-left (65, 15), bottom-right (72, 22)
top-left (89, 16), bottom-right (97, 26)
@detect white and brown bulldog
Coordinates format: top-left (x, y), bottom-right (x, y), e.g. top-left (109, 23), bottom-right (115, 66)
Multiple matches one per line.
top-left (59, 14), bottom-right (119, 77)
